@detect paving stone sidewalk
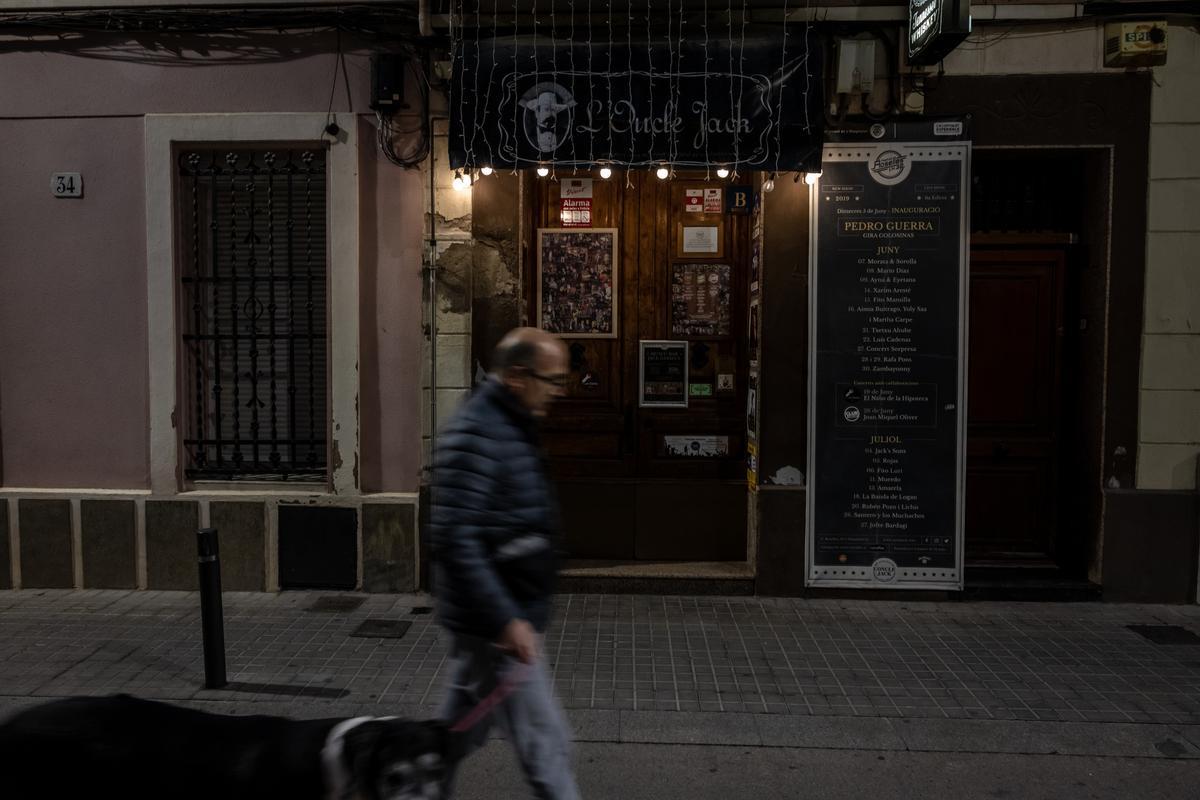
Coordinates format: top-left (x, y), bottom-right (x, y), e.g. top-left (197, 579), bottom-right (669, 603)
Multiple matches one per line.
top-left (2, 589), bottom-right (1200, 728)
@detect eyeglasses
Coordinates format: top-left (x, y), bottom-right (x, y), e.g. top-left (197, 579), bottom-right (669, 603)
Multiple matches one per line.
top-left (529, 371), bottom-right (570, 388)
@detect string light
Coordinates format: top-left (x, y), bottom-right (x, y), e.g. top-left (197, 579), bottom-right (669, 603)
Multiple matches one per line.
top-left (600, 166), bottom-right (613, 179)
top-left (805, 170), bottom-right (821, 185)
top-left (481, 166), bottom-right (494, 176)
top-left (702, 0), bottom-right (711, 178)
top-left (656, 166), bottom-right (670, 180)
top-left (762, 173), bottom-right (775, 192)
top-left (537, 165), bottom-right (550, 177)
top-left (452, 170), bottom-right (467, 190)
top-left (464, 0), bottom-right (481, 169)
top-left (485, 0), bottom-right (498, 170)
top-left (717, 167), bottom-right (730, 179)
top-left (645, 0), bottom-right (655, 168)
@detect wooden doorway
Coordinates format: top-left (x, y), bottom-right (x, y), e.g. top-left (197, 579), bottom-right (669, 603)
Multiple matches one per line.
top-left (526, 171), bottom-right (751, 562)
top-left (965, 247), bottom-right (1067, 563)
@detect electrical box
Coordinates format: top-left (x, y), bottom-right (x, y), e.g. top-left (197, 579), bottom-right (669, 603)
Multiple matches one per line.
top-left (370, 53), bottom-right (407, 112)
top-left (1104, 21), bottom-right (1168, 68)
top-left (835, 39), bottom-right (877, 94)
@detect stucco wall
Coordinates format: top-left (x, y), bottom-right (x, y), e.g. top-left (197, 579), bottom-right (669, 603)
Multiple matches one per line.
top-left (0, 34), bottom-right (423, 492)
top-left (359, 120), bottom-right (426, 493)
top-left (0, 117), bottom-right (149, 488)
top-left (1138, 25), bottom-right (1200, 491)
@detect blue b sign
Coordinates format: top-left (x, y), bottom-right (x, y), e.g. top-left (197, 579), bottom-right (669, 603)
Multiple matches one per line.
top-left (726, 186), bottom-right (752, 214)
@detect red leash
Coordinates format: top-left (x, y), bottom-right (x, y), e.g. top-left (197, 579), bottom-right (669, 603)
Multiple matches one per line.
top-left (449, 663), bottom-right (532, 733)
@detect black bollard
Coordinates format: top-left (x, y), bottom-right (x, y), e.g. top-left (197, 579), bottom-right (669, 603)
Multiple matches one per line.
top-left (197, 527), bottom-right (227, 689)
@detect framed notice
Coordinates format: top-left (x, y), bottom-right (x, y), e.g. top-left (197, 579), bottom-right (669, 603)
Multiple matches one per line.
top-left (639, 340), bottom-right (688, 408)
top-left (671, 263), bottom-right (732, 338)
top-left (677, 223), bottom-right (724, 257)
top-left (537, 228), bottom-right (618, 338)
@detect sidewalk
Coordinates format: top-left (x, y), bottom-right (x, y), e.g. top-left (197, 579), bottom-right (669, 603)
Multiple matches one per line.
top-left (2, 589), bottom-right (1200, 764)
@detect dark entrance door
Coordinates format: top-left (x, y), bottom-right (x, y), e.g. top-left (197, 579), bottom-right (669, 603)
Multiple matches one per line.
top-left (527, 171), bottom-right (751, 562)
top-left (965, 248), bottom-right (1067, 563)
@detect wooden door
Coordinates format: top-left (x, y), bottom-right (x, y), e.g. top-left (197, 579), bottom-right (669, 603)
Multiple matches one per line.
top-left (965, 248), bottom-right (1066, 562)
top-left (528, 172), bottom-right (750, 561)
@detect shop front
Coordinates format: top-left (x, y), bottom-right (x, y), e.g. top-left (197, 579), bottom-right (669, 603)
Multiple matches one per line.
top-left (441, 10), bottom-right (1195, 601)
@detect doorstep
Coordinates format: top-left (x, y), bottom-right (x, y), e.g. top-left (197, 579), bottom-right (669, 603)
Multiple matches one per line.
top-left (558, 560), bottom-right (756, 595)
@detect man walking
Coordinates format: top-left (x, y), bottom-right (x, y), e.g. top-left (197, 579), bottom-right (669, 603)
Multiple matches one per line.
top-left (430, 327), bottom-right (580, 800)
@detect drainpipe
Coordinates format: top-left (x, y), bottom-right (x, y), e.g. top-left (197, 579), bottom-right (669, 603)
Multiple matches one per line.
top-left (426, 50), bottom-right (439, 472)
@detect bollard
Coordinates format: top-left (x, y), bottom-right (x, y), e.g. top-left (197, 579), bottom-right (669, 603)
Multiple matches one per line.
top-left (197, 527), bottom-right (227, 689)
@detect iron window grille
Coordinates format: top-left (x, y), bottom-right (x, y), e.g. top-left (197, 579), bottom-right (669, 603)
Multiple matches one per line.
top-left (178, 147), bottom-right (329, 482)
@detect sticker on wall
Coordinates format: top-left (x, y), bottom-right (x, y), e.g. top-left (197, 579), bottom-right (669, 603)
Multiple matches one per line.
top-left (704, 187), bottom-right (723, 213)
top-left (717, 373), bottom-right (735, 393)
top-left (665, 435), bottom-right (729, 457)
top-left (684, 188), bottom-right (704, 213)
top-left (560, 178), bottom-right (594, 227)
top-left (727, 186), bottom-right (752, 214)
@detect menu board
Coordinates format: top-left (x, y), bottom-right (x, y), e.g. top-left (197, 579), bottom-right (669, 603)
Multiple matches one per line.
top-left (672, 264), bottom-right (732, 337)
top-left (806, 120), bottom-right (970, 590)
top-left (640, 340), bottom-right (688, 408)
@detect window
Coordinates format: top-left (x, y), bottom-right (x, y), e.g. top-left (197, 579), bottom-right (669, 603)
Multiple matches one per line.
top-left (178, 147), bottom-right (329, 481)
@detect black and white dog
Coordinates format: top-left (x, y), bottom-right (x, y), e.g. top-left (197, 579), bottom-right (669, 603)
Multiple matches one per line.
top-left (0, 694), bottom-right (456, 799)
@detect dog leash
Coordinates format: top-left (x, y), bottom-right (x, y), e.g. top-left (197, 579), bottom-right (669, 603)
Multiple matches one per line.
top-left (449, 662), bottom-right (532, 733)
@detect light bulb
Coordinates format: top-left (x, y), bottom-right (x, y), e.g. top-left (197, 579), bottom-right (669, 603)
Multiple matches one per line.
top-left (716, 167), bottom-right (730, 179)
top-left (656, 166), bottom-right (670, 180)
top-left (599, 166), bottom-right (612, 179)
top-left (462, 171), bottom-right (473, 187)
top-left (537, 166), bottom-right (550, 177)
top-left (481, 166), bottom-right (493, 176)
top-left (805, 171), bottom-right (821, 185)
top-left (451, 172), bottom-right (465, 191)
top-left (762, 176), bottom-right (775, 193)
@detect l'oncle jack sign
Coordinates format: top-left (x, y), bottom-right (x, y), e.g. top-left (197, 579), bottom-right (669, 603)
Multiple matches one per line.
top-left (449, 26), bottom-right (824, 171)
top-left (807, 119), bottom-right (971, 590)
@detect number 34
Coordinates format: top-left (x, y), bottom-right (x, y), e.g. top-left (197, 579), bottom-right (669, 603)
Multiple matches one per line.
top-left (52, 173), bottom-right (82, 197)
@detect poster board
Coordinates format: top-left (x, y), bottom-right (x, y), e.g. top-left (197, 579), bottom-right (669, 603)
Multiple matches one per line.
top-left (671, 263), bottom-right (732, 337)
top-left (537, 229), bottom-right (619, 338)
top-left (806, 119), bottom-right (971, 590)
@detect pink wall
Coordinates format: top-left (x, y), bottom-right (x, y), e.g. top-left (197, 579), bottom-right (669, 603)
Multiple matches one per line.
top-left (0, 118), bottom-right (149, 488)
top-left (0, 37), bottom-right (373, 117)
top-left (0, 37), bottom-right (424, 491)
top-left (358, 120), bottom-right (425, 493)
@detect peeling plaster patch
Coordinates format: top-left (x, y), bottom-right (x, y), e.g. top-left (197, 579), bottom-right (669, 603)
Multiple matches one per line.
top-left (474, 242), bottom-right (518, 297)
top-left (331, 440), bottom-right (343, 476)
top-left (436, 242), bottom-right (474, 313)
top-left (768, 466), bottom-right (805, 486)
top-left (428, 212), bottom-right (472, 235)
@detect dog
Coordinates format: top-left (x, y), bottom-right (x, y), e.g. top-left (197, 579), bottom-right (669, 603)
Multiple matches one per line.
top-left (0, 694), bottom-right (457, 799)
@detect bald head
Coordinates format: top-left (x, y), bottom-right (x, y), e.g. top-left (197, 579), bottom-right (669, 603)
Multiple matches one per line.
top-left (491, 327), bottom-right (565, 375)
top-left (491, 327), bottom-right (568, 418)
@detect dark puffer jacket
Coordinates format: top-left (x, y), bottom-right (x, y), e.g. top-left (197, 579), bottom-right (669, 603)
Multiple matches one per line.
top-left (429, 376), bottom-right (561, 639)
